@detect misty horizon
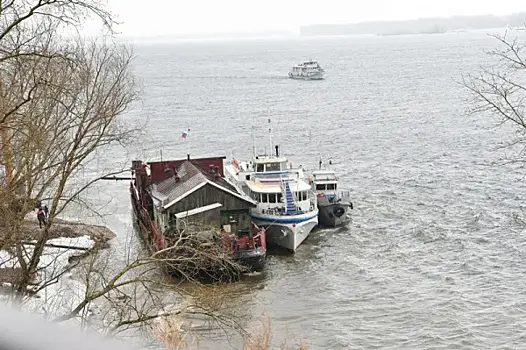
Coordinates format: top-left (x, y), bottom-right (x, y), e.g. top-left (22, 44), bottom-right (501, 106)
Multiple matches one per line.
top-left (84, 0), bottom-right (526, 38)
top-left (114, 11), bottom-right (526, 40)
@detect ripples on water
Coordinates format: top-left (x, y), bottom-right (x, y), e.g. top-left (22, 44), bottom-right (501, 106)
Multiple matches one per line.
top-left (85, 30), bottom-right (526, 349)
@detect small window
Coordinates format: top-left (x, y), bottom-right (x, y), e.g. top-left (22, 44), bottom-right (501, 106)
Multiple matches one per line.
top-left (252, 192), bottom-right (260, 201)
top-left (316, 184), bottom-right (326, 191)
top-left (265, 163), bottom-right (281, 171)
top-left (327, 184), bottom-right (336, 190)
top-left (261, 194), bottom-right (268, 203)
top-left (256, 164), bottom-right (264, 172)
top-left (303, 192), bottom-right (307, 201)
top-left (277, 193), bottom-right (283, 203)
top-left (245, 175), bottom-right (250, 180)
top-left (269, 193), bottom-right (276, 203)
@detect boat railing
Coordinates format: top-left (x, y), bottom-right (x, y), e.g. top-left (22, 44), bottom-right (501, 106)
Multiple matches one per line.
top-left (308, 190), bottom-right (317, 209)
top-left (317, 190), bottom-right (351, 204)
top-left (229, 227), bottom-right (266, 252)
top-left (255, 202), bottom-right (316, 217)
top-left (252, 171), bottom-right (300, 182)
top-left (340, 190), bottom-right (351, 196)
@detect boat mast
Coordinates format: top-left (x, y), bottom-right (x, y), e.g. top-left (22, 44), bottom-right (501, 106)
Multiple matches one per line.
top-left (268, 112), bottom-right (272, 157)
top-left (252, 125), bottom-right (256, 158)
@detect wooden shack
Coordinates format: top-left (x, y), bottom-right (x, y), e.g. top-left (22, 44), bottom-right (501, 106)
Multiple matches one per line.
top-left (149, 158), bottom-right (256, 233)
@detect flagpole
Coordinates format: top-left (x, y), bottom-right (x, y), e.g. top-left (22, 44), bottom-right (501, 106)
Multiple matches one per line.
top-left (186, 128), bottom-right (190, 160)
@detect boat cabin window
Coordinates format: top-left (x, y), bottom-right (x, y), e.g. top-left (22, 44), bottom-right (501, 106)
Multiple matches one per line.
top-left (261, 193), bottom-right (268, 203)
top-left (265, 162), bottom-right (281, 171)
top-left (327, 183), bottom-right (336, 190)
top-left (256, 164), bottom-right (264, 172)
top-left (316, 184), bottom-right (326, 191)
top-left (296, 191), bottom-right (307, 201)
top-left (277, 193), bottom-right (283, 203)
top-left (250, 190), bottom-right (260, 201)
top-left (268, 193), bottom-right (276, 203)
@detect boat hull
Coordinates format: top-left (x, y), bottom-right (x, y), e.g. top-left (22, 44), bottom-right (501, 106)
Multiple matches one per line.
top-left (288, 73), bottom-right (324, 80)
top-left (318, 203), bottom-right (351, 227)
top-left (251, 211), bottom-right (318, 252)
top-left (234, 247), bottom-right (266, 272)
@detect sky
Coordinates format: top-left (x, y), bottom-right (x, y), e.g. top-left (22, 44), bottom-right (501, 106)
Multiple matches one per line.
top-left (89, 0), bottom-right (526, 37)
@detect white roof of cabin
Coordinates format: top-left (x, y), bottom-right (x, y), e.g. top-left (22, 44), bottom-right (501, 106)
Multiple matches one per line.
top-left (253, 155), bottom-right (288, 164)
top-left (246, 179), bottom-right (311, 193)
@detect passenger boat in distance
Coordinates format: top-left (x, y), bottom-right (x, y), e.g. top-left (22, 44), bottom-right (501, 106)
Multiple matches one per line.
top-left (288, 60), bottom-right (325, 80)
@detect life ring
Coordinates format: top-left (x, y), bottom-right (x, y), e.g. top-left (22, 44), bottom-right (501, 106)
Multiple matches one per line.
top-left (333, 206), bottom-right (345, 217)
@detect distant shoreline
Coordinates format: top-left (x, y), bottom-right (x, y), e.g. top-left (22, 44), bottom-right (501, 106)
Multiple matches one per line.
top-left (300, 12), bottom-right (526, 37)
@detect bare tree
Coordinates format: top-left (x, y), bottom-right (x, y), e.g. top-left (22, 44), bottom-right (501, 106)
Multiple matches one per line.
top-left (0, 2), bottom-right (257, 347)
top-left (0, 0), bottom-right (142, 301)
top-left (463, 28), bottom-right (526, 161)
top-left (0, 36), bottom-right (139, 298)
top-left (0, 0), bottom-right (114, 62)
top-left (2, 223), bottom-right (249, 348)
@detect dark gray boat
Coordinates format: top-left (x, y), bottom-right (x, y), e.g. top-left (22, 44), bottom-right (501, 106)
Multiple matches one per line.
top-left (309, 169), bottom-right (353, 227)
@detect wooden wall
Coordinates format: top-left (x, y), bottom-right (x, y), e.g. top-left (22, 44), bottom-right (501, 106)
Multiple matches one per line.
top-left (167, 183), bottom-right (254, 216)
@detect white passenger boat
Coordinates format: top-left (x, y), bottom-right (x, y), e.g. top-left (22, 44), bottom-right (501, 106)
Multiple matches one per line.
top-left (224, 146), bottom-right (318, 252)
top-left (288, 61), bottom-right (325, 80)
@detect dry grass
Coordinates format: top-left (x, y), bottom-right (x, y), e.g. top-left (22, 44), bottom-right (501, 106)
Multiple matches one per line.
top-left (154, 316), bottom-right (200, 350)
top-left (244, 314), bottom-right (309, 350)
top-left (156, 313), bottom-right (309, 350)
top-left (243, 314), bottom-right (272, 350)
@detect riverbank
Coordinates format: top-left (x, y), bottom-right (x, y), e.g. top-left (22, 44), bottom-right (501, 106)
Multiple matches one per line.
top-left (0, 216), bottom-right (116, 287)
top-left (19, 216), bottom-right (116, 247)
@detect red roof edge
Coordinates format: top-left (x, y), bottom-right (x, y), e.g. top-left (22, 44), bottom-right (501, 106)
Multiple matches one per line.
top-left (148, 156), bottom-right (227, 184)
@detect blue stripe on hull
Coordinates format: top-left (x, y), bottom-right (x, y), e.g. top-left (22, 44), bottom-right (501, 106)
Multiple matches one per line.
top-left (251, 212), bottom-right (318, 224)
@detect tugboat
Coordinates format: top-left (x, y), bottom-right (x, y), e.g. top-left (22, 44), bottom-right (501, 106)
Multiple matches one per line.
top-left (130, 157), bottom-right (267, 281)
top-left (288, 61), bottom-right (325, 80)
top-left (220, 209), bottom-right (266, 272)
top-left (308, 160), bottom-right (353, 228)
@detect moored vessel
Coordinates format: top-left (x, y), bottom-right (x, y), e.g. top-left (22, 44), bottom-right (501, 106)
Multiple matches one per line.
top-left (309, 167), bottom-right (353, 228)
top-left (130, 156), bottom-right (267, 280)
top-left (225, 146), bottom-right (318, 252)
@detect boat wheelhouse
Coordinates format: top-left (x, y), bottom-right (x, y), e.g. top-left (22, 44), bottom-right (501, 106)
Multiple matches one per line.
top-left (309, 169), bottom-right (353, 227)
top-left (225, 146), bottom-right (318, 252)
top-left (288, 61), bottom-right (325, 80)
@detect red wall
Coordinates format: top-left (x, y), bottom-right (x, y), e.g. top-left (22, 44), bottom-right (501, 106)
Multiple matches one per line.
top-left (148, 156), bottom-right (226, 184)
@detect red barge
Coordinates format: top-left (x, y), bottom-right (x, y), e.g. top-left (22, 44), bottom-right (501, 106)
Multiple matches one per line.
top-left (129, 156), bottom-right (266, 280)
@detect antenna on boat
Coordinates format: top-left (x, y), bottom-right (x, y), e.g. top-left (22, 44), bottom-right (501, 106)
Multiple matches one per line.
top-left (160, 149), bottom-right (163, 163)
top-left (268, 111), bottom-right (272, 157)
top-left (252, 125), bottom-right (256, 158)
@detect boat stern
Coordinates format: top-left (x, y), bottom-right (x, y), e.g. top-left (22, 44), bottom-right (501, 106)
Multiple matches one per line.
top-left (234, 247), bottom-right (266, 272)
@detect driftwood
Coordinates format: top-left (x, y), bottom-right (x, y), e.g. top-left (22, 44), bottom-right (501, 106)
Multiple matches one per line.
top-left (20, 241), bottom-right (91, 251)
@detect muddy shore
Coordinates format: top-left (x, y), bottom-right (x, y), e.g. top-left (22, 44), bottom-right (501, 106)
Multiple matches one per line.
top-left (0, 217), bottom-right (117, 285)
top-left (7, 217), bottom-right (116, 248)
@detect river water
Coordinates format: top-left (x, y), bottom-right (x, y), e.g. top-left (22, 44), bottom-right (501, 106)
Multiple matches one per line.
top-left (83, 30), bottom-right (526, 349)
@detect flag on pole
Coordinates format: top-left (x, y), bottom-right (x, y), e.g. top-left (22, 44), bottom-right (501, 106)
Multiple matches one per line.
top-left (181, 128), bottom-right (190, 140)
